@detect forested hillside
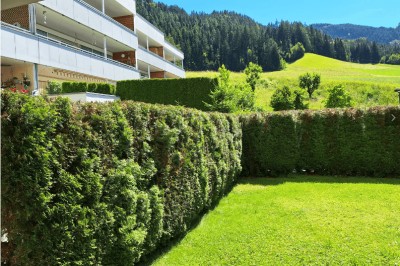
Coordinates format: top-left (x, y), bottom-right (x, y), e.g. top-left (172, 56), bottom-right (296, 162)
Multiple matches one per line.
top-left (312, 23), bottom-right (400, 44)
top-left (137, 0), bottom-right (400, 71)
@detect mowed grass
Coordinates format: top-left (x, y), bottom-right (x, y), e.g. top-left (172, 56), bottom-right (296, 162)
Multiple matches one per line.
top-left (153, 176), bottom-right (400, 265)
top-left (187, 54), bottom-right (400, 111)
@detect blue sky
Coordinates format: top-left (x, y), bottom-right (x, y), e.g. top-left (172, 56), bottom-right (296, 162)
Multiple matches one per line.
top-left (157, 0), bottom-right (400, 28)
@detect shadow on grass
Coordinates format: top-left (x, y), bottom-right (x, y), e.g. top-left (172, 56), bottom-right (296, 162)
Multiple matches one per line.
top-left (137, 183), bottom-right (236, 266)
top-left (240, 174), bottom-right (400, 187)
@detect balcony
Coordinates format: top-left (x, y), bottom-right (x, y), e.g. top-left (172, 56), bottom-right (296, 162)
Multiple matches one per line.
top-left (39, 0), bottom-right (138, 50)
top-left (164, 40), bottom-right (184, 60)
top-left (135, 14), bottom-right (165, 45)
top-left (1, 22), bottom-right (140, 81)
top-left (137, 47), bottom-right (185, 78)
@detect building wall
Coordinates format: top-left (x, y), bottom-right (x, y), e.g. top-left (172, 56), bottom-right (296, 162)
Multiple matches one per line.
top-left (1, 5), bottom-right (30, 30)
top-left (113, 51), bottom-right (136, 66)
top-left (150, 71), bottom-right (165, 79)
top-left (149, 47), bottom-right (164, 58)
top-left (113, 15), bottom-right (134, 31)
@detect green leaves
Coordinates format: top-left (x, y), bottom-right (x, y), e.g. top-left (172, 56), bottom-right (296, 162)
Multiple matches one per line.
top-left (116, 78), bottom-right (218, 111)
top-left (241, 106), bottom-right (400, 177)
top-left (1, 92), bottom-right (242, 265)
top-left (207, 65), bottom-right (256, 113)
top-left (299, 72), bottom-right (321, 99)
top-left (324, 85), bottom-right (353, 108)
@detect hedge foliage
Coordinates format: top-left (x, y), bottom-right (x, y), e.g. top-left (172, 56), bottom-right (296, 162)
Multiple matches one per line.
top-left (116, 78), bottom-right (218, 111)
top-left (1, 92), bottom-right (242, 265)
top-left (241, 106), bottom-right (400, 177)
top-left (54, 82), bottom-right (116, 95)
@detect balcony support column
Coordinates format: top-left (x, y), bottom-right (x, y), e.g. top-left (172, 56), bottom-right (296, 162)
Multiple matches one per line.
top-left (101, 0), bottom-right (105, 13)
top-left (103, 37), bottom-right (107, 59)
top-left (28, 4), bottom-right (36, 34)
top-left (32, 63), bottom-right (39, 95)
top-left (147, 65), bottom-right (151, 79)
top-left (146, 37), bottom-right (149, 50)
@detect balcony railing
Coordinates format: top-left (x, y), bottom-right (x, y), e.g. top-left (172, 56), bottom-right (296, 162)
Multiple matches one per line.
top-left (138, 46), bottom-right (184, 70)
top-left (137, 46), bottom-right (185, 78)
top-left (39, 0), bottom-right (138, 50)
top-left (1, 22), bottom-right (140, 80)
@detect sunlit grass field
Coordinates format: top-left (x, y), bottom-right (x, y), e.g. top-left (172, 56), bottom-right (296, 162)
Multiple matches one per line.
top-left (152, 176), bottom-right (400, 265)
top-left (187, 54), bottom-right (400, 111)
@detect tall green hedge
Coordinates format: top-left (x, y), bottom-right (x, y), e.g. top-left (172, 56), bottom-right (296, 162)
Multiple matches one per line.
top-left (1, 92), bottom-right (242, 265)
top-left (241, 107), bottom-right (400, 177)
top-left (116, 78), bottom-right (218, 111)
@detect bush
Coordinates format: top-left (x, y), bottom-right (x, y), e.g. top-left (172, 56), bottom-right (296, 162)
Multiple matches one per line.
top-left (241, 106), bottom-right (400, 177)
top-left (49, 82), bottom-right (116, 95)
top-left (207, 65), bottom-right (255, 113)
top-left (61, 82), bottom-right (88, 93)
top-left (1, 92), bottom-right (242, 265)
top-left (87, 83), bottom-right (116, 95)
top-left (244, 62), bottom-right (262, 91)
top-left (293, 89), bottom-right (308, 110)
top-left (46, 81), bottom-right (62, 94)
top-left (116, 78), bottom-right (218, 111)
top-left (325, 85), bottom-right (353, 108)
top-left (270, 86), bottom-right (293, 111)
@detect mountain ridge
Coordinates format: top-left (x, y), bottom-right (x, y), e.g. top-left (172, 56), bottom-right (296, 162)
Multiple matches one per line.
top-left (311, 23), bottom-right (400, 44)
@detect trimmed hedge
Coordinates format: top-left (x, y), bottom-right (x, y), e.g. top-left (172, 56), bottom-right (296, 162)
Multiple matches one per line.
top-left (56, 82), bottom-right (115, 95)
top-left (241, 106), bottom-right (400, 177)
top-left (116, 78), bottom-right (218, 111)
top-left (61, 82), bottom-right (88, 93)
top-left (1, 92), bottom-right (242, 265)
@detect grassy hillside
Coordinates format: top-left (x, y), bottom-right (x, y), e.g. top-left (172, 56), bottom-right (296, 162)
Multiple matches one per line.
top-left (187, 54), bottom-right (400, 111)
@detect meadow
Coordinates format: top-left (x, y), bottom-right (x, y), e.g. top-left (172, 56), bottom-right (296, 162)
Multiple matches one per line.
top-left (187, 54), bottom-right (400, 111)
top-left (152, 176), bottom-right (400, 265)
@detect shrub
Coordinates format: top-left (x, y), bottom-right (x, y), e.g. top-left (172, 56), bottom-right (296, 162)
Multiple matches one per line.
top-left (244, 62), bottom-right (262, 91)
top-left (325, 85), bottom-right (353, 108)
top-left (46, 80), bottom-right (62, 94)
top-left (293, 89), bottom-right (309, 110)
top-left (241, 106), bottom-right (400, 177)
top-left (116, 78), bottom-right (218, 111)
top-left (207, 65), bottom-right (255, 113)
top-left (87, 83), bottom-right (116, 95)
top-left (208, 65), bottom-right (256, 113)
top-left (1, 92), bottom-right (242, 265)
top-left (270, 86), bottom-right (294, 111)
top-left (61, 82), bottom-right (88, 93)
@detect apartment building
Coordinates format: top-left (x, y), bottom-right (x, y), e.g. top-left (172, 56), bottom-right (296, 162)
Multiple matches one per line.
top-left (1, 0), bottom-right (185, 94)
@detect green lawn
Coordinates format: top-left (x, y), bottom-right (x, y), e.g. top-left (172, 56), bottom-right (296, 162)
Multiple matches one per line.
top-left (187, 54), bottom-right (400, 111)
top-left (152, 176), bottom-right (400, 265)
